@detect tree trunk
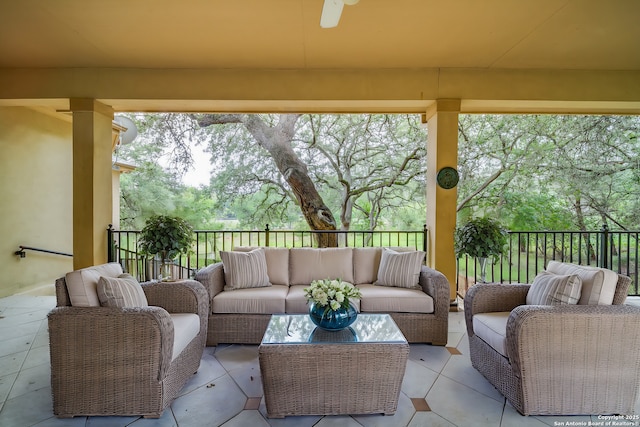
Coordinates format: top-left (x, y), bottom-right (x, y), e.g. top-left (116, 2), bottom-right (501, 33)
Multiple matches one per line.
top-left (338, 196), bottom-right (352, 247)
top-left (339, 172), bottom-right (353, 232)
top-left (601, 216), bottom-right (617, 256)
top-left (574, 196), bottom-right (596, 261)
top-left (197, 114), bottom-right (338, 247)
top-left (273, 146), bottom-right (338, 247)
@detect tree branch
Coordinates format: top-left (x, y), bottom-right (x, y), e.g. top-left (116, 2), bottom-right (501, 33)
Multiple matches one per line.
top-left (195, 114), bottom-right (244, 127)
top-left (457, 168), bottom-right (505, 212)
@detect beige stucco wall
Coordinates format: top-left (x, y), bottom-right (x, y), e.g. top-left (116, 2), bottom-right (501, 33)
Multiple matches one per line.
top-left (0, 107), bottom-right (73, 297)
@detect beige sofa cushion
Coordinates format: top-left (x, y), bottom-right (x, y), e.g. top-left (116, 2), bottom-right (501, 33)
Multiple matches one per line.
top-left (285, 285), bottom-right (309, 313)
top-left (526, 271), bottom-right (582, 305)
top-left (353, 248), bottom-right (382, 285)
top-left (97, 274), bottom-right (148, 308)
top-left (357, 284), bottom-right (433, 313)
top-left (212, 285), bottom-right (288, 314)
top-left (289, 248), bottom-right (354, 285)
top-left (220, 248), bottom-right (271, 291)
top-left (473, 312), bottom-right (510, 357)
top-left (170, 313), bottom-right (200, 361)
top-left (65, 262), bottom-right (124, 307)
top-left (374, 248), bottom-right (425, 289)
top-left (286, 284), bottom-right (361, 313)
top-left (234, 246), bottom-right (289, 286)
top-left (546, 261), bottom-right (617, 305)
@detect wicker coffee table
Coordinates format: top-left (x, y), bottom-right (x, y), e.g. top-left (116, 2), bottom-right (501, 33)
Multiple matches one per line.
top-left (258, 313), bottom-right (409, 418)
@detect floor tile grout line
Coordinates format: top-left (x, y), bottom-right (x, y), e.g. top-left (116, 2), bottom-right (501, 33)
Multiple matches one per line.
top-left (436, 367), bottom-right (506, 406)
top-left (0, 299), bottom-right (521, 426)
top-left (1, 309), bottom-right (52, 406)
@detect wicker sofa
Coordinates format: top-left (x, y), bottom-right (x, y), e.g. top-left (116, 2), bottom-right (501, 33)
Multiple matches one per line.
top-left (464, 261), bottom-right (640, 416)
top-left (195, 246), bottom-right (450, 346)
top-left (49, 263), bottom-right (208, 418)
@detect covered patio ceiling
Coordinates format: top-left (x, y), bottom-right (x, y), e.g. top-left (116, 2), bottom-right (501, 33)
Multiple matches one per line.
top-left (0, 0), bottom-right (639, 114)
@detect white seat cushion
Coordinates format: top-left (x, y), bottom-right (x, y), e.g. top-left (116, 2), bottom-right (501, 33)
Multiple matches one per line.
top-left (285, 285), bottom-right (309, 313)
top-left (357, 284), bottom-right (433, 313)
top-left (212, 285), bottom-right (288, 314)
top-left (473, 312), bottom-right (511, 357)
top-left (169, 313), bottom-right (200, 361)
top-left (546, 261), bottom-right (617, 305)
top-left (65, 263), bottom-right (124, 307)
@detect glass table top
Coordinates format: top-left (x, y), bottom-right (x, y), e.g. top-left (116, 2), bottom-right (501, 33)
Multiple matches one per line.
top-left (261, 314), bottom-right (407, 345)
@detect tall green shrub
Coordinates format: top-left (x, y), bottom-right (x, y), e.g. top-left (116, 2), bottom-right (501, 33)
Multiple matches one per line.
top-left (138, 215), bottom-right (194, 260)
top-left (455, 217), bottom-right (508, 259)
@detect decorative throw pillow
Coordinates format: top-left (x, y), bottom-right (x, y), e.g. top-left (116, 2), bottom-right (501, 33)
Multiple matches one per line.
top-left (546, 261), bottom-right (617, 305)
top-left (233, 246), bottom-right (290, 285)
top-left (97, 273), bottom-right (148, 308)
top-left (374, 248), bottom-right (426, 289)
top-left (220, 248), bottom-right (271, 291)
top-left (526, 271), bottom-right (582, 305)
top-left (65, 262), bottom-right (124, 307)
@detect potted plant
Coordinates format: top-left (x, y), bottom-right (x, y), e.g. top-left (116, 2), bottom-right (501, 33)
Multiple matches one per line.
top-left (455, 217), bottom-right (508, 283)
top-left (138, 215), bottom-right (194, 281)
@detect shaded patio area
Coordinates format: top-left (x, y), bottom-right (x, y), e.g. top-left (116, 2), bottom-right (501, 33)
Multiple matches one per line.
top-left (2, 292), bottom-right (639, 426)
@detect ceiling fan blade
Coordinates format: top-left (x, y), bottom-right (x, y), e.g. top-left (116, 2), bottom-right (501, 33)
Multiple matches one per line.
top-left (320, 0), bottom-right (344, 29)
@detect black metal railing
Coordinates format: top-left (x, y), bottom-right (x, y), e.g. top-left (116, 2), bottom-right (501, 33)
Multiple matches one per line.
top-left (457, 225), bottom-right (640, 296)
top-left (108, 224), bottom-right (640, 296)
top-left (108, 225), bottom-right (428, 282)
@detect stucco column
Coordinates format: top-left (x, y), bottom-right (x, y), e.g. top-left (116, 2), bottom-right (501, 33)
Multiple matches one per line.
top-left (70, 99), bottom-right (114, 269)
top-left (425, 99), bottom-right (460, 301)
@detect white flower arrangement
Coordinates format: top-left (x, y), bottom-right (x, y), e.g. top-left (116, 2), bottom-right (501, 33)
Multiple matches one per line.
top-left (303, 279), bottom-right (362, 312)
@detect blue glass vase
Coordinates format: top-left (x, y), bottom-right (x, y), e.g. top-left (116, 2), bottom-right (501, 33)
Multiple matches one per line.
top-left (308, 302), bottom-right (358, 331)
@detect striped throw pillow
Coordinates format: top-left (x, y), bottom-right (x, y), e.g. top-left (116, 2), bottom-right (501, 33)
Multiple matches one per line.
top-left (220, 248), bottom-right (271, 291)
top-left (526, 271), bottom-right (582, 305)
top-left (97, 273), bottom-right (148, 308)
top-left (374, 248), bottom-right (425, 289)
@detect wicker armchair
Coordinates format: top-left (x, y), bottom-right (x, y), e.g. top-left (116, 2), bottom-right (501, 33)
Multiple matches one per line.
top-left (49, 274), bottom-right (208, 418)
top-left (464, 273), bottom-right (640, 416)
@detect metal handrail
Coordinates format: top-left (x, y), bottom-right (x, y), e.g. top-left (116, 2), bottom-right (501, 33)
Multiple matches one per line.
top-left (14, 245), bottom-right (73, 258)
top-left (457, 226), bottom-right (640, 296)
top-left (107, 225), bottom-right (640, 296)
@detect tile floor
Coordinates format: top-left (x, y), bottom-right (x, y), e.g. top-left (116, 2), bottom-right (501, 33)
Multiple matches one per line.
top-left (0, 293), bottom-right (638, 427)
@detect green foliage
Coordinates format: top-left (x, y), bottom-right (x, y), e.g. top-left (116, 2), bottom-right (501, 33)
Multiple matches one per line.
top-left (229, 186), bottom-right (304, 229)
top-left (457, 114), bottom-right (640, 231)
top-left (300, 114), bottom-right (426, 230)
top-left (119, 163), bottom-right (179, 228)
top-left (455, 217), bottom-right (508, 259)
top-left (200, 113), bottom-right (426, 231)
top-left (500, 192), bottom-right (574, 231)
top-left (172, 187), bottom-right (223, 230)
top-left (116, 113), bottom-right (223, 230)
top-left (116, 112), bottom-right (640, 235)
top-left (138, 215), bottom-right (194, 259)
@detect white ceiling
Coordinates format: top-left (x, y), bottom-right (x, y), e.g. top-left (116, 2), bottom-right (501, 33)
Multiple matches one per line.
top-left (1, 0), bottom-right (638, 71)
